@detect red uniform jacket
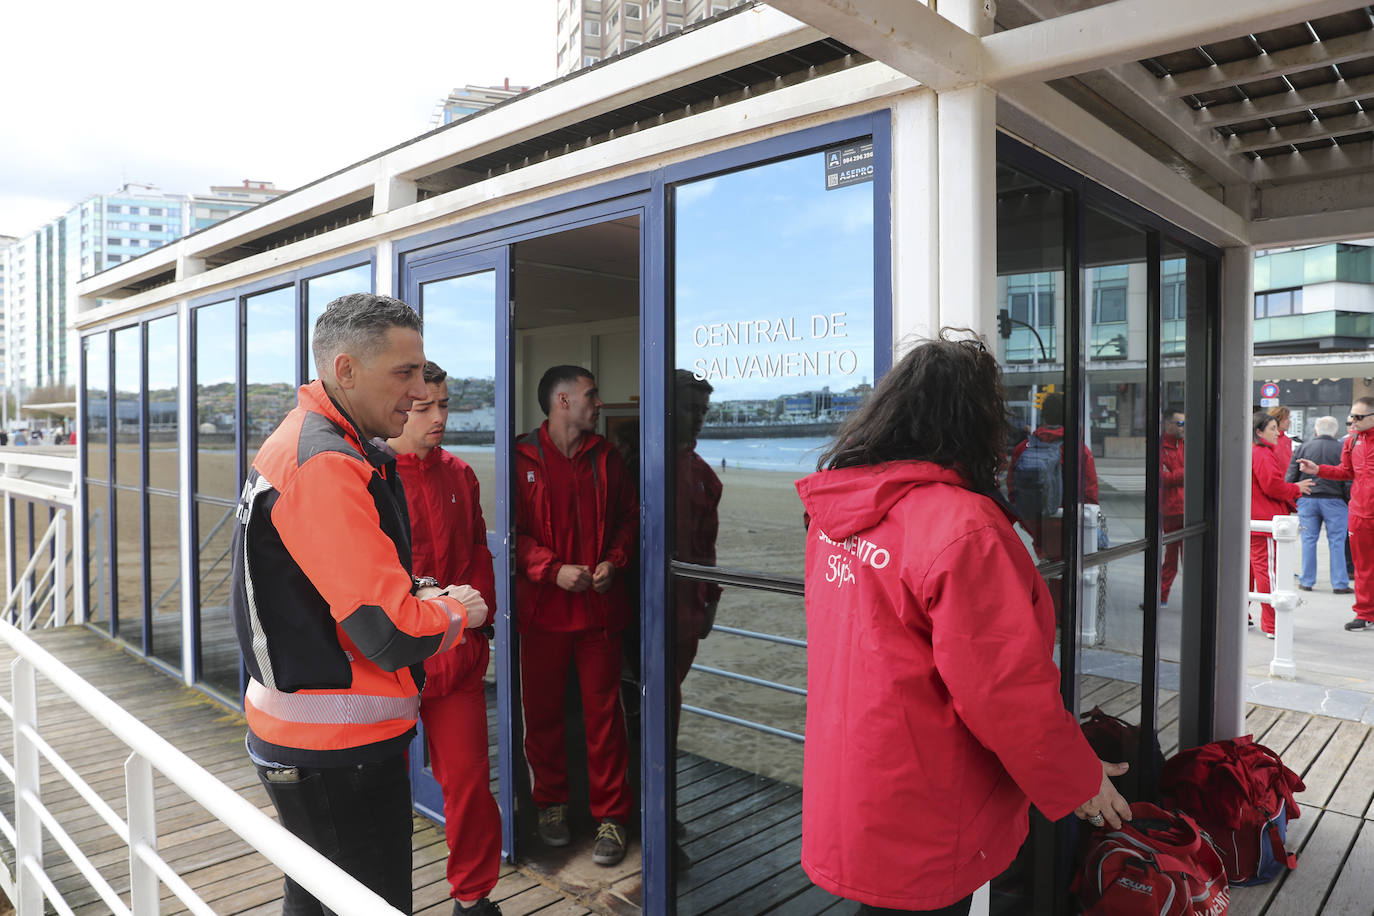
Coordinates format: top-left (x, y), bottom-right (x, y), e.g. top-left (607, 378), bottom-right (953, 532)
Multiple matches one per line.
top-left (1008, 426), bottom-right (1100, 505)
top-left (795, 461), bottom-right (1100, 910)
top-left (514, 423), bottom-right (638, 632)
top-left (395, 447), bottom-right (497, 696)
top-left (1252, 441), bottom-right (1300, 521)
top-left (1274, 431), bottom-right (1294, 472)
top-left (676, 450), bottom-right (723, 641)
top-left (1161, 434), bottom-right (1185, 518)
top-left (1317, 427), bottom-right (1374, 519)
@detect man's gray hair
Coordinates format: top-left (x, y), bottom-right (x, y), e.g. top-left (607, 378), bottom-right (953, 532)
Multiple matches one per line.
top-left (312, 293), bottom-right (422, 375)
top-left (1315, 415), bottom-right (1340, 437)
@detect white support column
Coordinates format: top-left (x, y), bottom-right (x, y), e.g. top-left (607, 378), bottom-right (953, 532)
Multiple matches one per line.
top-left (3, 491), bottom-right (12, 600)
top-left (125, 753), bottom-right (159, 915)
top-left (377, 239), bottom-right (397, 298)
top-left (1210, 245), bottom-right (1255, 742)
top-left (178, 299), bottom-right (196, 683)
top-left (374, 177), bottom-right (418, 216)
top-left (889, 91), bottom-right (941, 348)
top-left (53, 510), bottom-right (67, 628)
top-left (1268, 516), bottom-right (1299, 679)
top-left (937, 84), bottom-right (998, 336)
top-left (12, 657), bottom-right (42, 914)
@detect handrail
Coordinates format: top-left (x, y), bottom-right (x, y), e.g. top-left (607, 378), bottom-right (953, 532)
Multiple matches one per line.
top-left (150, 504), bottom-right (236, 614)
top-left (0, 619), bottom-right (404, 915)
top-left (2, 512), bottom-right (64, 630)
top-left (1248, 514), bottom-right (1299, 679)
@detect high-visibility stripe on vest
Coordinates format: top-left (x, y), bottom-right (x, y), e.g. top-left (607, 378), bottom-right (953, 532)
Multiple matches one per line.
top-left (246, 679), bottom-right (421, 726)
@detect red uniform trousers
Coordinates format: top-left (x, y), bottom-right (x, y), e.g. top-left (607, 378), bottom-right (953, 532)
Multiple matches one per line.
top-left (1251, 533), bottom-right (1277, 634)
top-left (520, 627), bottom-right (632, 822)
top-left (1161, 514), bottom-right (1184, 604)
top-left (1349, 515), bottom-right (1374, 622)
top-left (420, 636), bottom-right (501, 902)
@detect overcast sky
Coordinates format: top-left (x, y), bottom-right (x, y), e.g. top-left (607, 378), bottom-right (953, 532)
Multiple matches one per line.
top-left (0, 0), bottom-right (558, 238)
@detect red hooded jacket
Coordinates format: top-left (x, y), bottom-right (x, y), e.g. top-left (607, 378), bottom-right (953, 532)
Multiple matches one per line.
top-left (514, 423), bottom-right (638, 632)
top-left (794, 461), bottom-right (1101, 910)
top-left (1161, 434), bottom-right (1185, 518)
top-left (1252, 441), bottom-right (1300, 522)
top-left (1008, 426), bottom-right (1100, 505)
top-left (1316, 427), bottom-right (1374, 519)
top-left (395, 447), bottom-right (497, 696)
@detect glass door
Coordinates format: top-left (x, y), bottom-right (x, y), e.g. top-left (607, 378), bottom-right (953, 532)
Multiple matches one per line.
top-left (401, 250), bottom-right (514, 855)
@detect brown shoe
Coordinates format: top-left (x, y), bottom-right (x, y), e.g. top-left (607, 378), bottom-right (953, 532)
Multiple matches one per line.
top-left (1334, 587), bottom-right (1354, 594)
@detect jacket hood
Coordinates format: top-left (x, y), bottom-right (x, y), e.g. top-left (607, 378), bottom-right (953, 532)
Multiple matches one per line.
top-left (1031, 425), bottom-right (1066, 442)
top-left (795, 461), bottom-right (971, 540)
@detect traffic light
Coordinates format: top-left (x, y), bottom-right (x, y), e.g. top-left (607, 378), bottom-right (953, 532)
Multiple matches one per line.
top-left (997, 308), bottom-right (1011, 339)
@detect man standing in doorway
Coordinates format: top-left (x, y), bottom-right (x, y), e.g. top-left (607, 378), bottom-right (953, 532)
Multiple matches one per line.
top-left (1301, 397), bottom-right (1374, 631)
top-left (515, 365), bottom-right (637, 866)
top-left (389, 361), bottom-right (503, 916)
top-left (230, 293), bottom-right (486, 914)
top-left (1288, 415), bottom-right (1352, 596)
top-left (1159, 407), bottom-right (1185, 608)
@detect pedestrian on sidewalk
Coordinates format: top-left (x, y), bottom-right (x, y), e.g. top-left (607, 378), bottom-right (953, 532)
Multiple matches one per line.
top-left (1287, 415), bottom-right (1352, 594)
top-left (1254, 412), bottom-right (1313, 637)
top-left (1301, 396), bottom-right (1374, 632)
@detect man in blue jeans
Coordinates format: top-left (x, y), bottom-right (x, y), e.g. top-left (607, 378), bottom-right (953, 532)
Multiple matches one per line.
top-left (1288, 415), bottom-right (1353, 593)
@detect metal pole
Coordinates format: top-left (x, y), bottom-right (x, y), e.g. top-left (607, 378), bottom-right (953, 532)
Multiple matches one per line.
top-left (1269, 514), bottom-right (1298, 678)
top-left (126, 753), bottom-right (159, 915)
top-left (54, 509), bottom-right (67, 627)
top-left (12, 656), bottom-right (43, 915)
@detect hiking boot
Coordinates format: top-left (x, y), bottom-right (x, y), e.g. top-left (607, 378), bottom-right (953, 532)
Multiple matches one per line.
top-left (537, 804), bottom-right (571, 847)
top-left (1345, 618), bottom-right (1373, 632)
top-left (454, 900), bottom-right (502, 916)
top-left (592, 819), bottom-right (628, 866)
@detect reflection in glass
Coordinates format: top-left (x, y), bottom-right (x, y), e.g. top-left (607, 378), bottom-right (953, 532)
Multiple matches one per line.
top-left (305, 264), bottom-right (372, 376)
top-left (195, 301), bottom-right (238, 500)
top-left (197, 497), bottom-right (239, 697)
top-left (1083, 208), bottom-right (1149, 553)
top-left (86, 484), bottom-right (109, 624)
top-left (114, 327), bottom-right (142, 489)
top-left (116, 486), bottom-right (143, 648)
top-left (246, 286), bottom-right (296, 465)
top-left (421, 272), bottom-right (497, 523)
top-left (147, 315), bottom-right (179, 493)
top-left (148, 494), bottom-right (181, 671)
top-left (85, 333), bottom-right (110, 482)
top-left (673, 146), bottom-right (874, 579)
top-left (996, 165), bottom-right (1069, 564)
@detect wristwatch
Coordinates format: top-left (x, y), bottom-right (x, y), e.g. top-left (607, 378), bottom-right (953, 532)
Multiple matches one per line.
top-left (411, 575), bottom-right (440, 594)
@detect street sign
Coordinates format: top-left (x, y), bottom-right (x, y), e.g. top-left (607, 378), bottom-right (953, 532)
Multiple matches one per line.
top-left (1261, 397), bottom-right (1279, 407)
top-left (1261, 383), bottom-right (1279, 399)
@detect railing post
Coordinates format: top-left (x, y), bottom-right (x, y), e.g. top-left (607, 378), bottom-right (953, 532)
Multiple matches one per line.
top-left (1081, 505), bottom-right (1101, 646)
top-left (20, 576), bottom-right (31, 632)
top-left (12, 657), bottom-right (43, 915)
top-left (126, 752), bottom-right (160, 915)
top-left (1269, 515), bottom-right (1299, 679)
top-left (3, 491), bottom-right (12, 600)
top-left (54, 509), bottom-right (68, 627)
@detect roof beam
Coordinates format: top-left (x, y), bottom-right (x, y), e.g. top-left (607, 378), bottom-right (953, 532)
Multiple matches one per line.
top-left (1251, 135), bottom-right (1374, 182)
top-left (982, 0), bottom-right (1365, 85)
top-left (764, 0), bottom-right (982, 91)
top-left (1227, 110), bottom-right (1374, 153)
top-left (1161, 28), bottom-right (1374, 98)
top-left (1194, 72), bottom-right (1374, 126)
top-left (1251, 203), bottom-right (1374, 246)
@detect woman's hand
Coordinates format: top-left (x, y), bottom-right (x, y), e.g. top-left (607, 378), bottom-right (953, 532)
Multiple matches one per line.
top-left (1073, 760), bottom-right (1133, 830)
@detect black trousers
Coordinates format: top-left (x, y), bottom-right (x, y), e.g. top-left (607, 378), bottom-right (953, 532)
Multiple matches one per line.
top-left (857, 895), bottom-right (974, 916)
top-left (257, 753), bottom-right (414, 916)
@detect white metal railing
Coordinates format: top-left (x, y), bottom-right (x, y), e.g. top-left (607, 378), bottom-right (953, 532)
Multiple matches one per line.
top-left (1, 509), bottom-right (69, 631)
top-left (0, 619), bottom-right (405, 915)
top-left (1248, 514), bottom-right (1300, 679)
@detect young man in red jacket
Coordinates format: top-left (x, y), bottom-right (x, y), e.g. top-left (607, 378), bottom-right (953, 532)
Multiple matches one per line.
top-left (515, 365), bottom-right (638, 866)
top-left (1159, 407), bottom-right (1186, 607)
top-left (1302, 397), bottom-right (1374, 631)
top-left (389, 361), bottom-right (502, 916)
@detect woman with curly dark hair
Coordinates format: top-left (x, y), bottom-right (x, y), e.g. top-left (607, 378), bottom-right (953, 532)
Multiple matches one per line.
top-left (794, 331), bottom-right (1130, 914)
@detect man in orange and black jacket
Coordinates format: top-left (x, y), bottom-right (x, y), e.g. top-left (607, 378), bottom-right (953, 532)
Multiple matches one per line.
top-left (230, 293), bottom-right (487, 915)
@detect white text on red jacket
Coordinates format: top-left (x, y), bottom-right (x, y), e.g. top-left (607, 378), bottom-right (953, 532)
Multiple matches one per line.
top-left (816, 530), bottom-right (890, 587)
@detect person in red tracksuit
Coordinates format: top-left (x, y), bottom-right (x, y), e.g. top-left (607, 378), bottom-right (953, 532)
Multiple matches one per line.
top-left (796, 334), bottom-right (1130, 914)
top-left (1269, 405), bottom-right (1295, 471)
top-left (1160, 406), bottom-right (1186, 607)
top-left (1006, 391), bottom-right (1099, 561)
top-left (1253, 411), bottom-right (1312, 636)
top-left (515, 365), bottom-right (638, 867)
top-left (389, 362), bottom-right (502, 916)
top-left (1301, 396), bottom-right (1374, 631)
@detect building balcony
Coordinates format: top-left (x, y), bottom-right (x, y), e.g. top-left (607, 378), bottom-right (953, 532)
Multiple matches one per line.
top-left (1254, 310), bottom-right (1374, 354)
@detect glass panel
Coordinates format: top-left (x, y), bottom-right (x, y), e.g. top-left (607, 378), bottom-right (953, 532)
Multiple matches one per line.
top-left (673, 144), bottom-right (875, 579)
top-left (196, 497), bottom-right (239, 697)
top-left (148, 494), bottom-right (181, 671)
top-left (305, 264), bottom-right (372, 378)
top-left (1083, 207), bottom-right (1148, 553)
top-left (86, 484), bottom-right (110, 625)
top-left (1078, 554), bottom-right (1149, 780)
top-left (420, 272), bottom-right (498, 523)
top-left (147, 315), bottom-right (179, 493)
top-left (996, 164), bottom-right (1070, 563)
top-left (84, 333), bottom-right (109, 482)
top-left (114, 327), bottom-right (142, 488)
top-left (673, 589), bottom-right (829, 913)
top-left (245, 286), bottom-right (296, 467)
top-left (195, 300), bottom-right (238, 499)
top-left (115, 486), bottom-right (143, 648)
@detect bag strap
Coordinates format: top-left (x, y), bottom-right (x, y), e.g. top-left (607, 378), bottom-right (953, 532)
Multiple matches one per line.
top-left (1265, 815), bottom-right (1298, 871)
